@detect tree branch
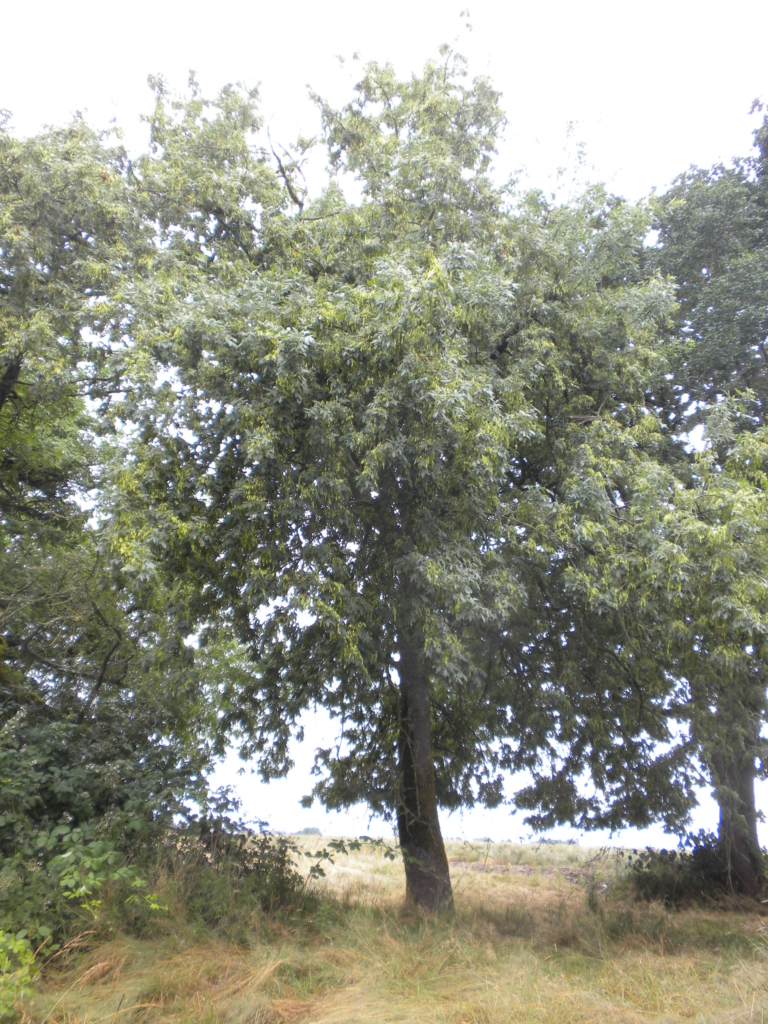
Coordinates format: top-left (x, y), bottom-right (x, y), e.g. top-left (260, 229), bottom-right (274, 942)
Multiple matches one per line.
top-left (78, 638), bottom-right (122, 723)
top-left (269, 133), bottom-right (305, 214)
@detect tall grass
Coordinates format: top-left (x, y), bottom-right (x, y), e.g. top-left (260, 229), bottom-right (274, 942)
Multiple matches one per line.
top-left (13, 839), bottom-right (768, 1024)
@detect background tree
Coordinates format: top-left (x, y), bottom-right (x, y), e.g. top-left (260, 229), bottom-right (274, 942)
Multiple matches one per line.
top-left (548, 393), bottom-right (768, 895)
top-left (0, 113), bottom-right (133, 712)
top-left (517, 103), bottom-right (768, 895)
top-left (619, 107), bottom-right (768, 895)
top-left (653, 106), bottom-right (768, 418)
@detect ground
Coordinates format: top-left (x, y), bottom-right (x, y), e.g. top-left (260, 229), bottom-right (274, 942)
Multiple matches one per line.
top-left (18, 839), bottom-right (768, 1024)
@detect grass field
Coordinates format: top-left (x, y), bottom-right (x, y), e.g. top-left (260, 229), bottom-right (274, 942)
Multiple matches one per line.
top-left (18, 838), bottom-right (768, 1024)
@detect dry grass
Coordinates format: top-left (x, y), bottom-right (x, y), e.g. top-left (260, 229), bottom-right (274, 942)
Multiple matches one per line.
top-left (16, 840), bottom-right (768, 1024)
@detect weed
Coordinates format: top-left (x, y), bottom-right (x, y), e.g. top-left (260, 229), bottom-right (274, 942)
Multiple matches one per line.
top-left (0, 930), bottom-right (37, 1019)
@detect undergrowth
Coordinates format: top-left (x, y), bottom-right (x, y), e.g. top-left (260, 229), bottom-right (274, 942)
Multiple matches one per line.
top-left (5, 839), bottom-right (768, 1023)
top-left (628, 830), bottom-right (768, 905)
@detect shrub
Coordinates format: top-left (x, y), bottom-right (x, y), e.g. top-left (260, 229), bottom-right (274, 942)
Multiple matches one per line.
top-left (0, 698), bottom-right (229, 946)
top-left (628, 831), bottom-right (766, 904)
top-left (0, 824), bottom-right (150, 948)
top-left (117, 823), bottom-right (342, 940)
top-left (120, 828), bottom-right (392, 939)
top-left (168, 825), bottom-right (310, 921)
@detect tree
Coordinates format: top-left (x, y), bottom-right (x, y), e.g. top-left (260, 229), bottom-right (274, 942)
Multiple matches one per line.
top-left (552, 394), bottom-right (768, 895)
top-left (0, 116), bottom-right (223, 940)
top-left (675, 404), bottom-right (768, 896)
top-left (114, 56), bottom-right (690, 908)
top-left (652, 108), bottom-right (768, 417)
top-left (0, 113), bottom-right (134, 707)
top-left (5, 57), bottom-right (764, 910)
top-left (625, 112), bottom-right (768, 895)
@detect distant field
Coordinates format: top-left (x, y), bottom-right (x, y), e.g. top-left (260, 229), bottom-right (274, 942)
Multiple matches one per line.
top-left (22, 839), bottom-right (768, 1024)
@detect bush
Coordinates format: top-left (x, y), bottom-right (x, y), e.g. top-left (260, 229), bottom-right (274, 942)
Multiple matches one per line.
top-left (116, 823), bottom-right (341, 941)
top-left (0, 696), bottom-right (223, 946)
top-left (0, 824), bottom-right (151, 948)
top-left (167, 825), bottom-right (310, 921)
top-left (118, 828), bottom-right (390, 940)
top-left (0, 810), bottom-right (331, 951)
top-left (628, 831), bottom-right (762, 904)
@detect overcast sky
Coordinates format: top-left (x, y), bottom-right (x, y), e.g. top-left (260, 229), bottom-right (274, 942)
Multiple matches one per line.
top-left (5, 0), bottom-right (768, 200)
top-left (5, 0), bottom-right (768, 844)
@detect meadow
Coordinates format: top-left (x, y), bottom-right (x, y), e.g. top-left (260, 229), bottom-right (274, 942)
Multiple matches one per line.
top-left (17, 838), bottom-right (768, 1024)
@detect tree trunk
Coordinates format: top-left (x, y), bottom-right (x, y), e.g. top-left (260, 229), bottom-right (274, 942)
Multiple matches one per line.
top-left (713, 751), bottom-right (764, 898)
top-left (0, 354), bottom-right (22, 416)
top-left (396, 631), bottom-right (453, 910)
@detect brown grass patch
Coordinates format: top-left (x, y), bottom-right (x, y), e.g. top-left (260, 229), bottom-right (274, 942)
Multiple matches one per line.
top-left (75, 952), bottom-right (127, 989)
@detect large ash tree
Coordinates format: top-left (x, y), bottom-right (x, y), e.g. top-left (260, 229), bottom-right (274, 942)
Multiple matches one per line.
top-left (118, 57), bottom-right (686, 907)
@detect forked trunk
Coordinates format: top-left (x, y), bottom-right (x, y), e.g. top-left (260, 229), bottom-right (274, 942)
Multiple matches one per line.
top-left (713, 751), bottom-right (765, 898)
top-left (396, 632), bottom-right (453, 910)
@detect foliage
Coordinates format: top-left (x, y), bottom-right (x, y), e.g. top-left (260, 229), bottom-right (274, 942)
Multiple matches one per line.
top-left (142, 828), bottom-right (309, 929)
top-left (0, 114), bottom-right (135, 704)
top-left (0, 930), bottom-right (37, 1020)
top-left (624, 106), bottom-right (768, 893)
top-left (0, 627), bottom-right (220, 943)
top-left (519, 107), bottom-right (768, 893)
top-left (116, 826), bottom-right (387, 938)
top-left (625, 831), bottom-right (765, 904)
top-left (0, 822), bottom-right (155, 948)
top-left (652, 106), bottom-right (768, 414)
top-left (0, 105), bottom-right (245, 943)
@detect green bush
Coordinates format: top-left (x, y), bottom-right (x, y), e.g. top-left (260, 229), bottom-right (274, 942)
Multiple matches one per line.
top-left (0, 824), bottom-right (151, 947)
top-left (162, 826), bottom-right (310, 926)
top-left (117, 829), bottom-right (387, 941)
top-left (628, 832), bottom-right (766, 904)
top-left (0, 692), bottom-right (221, 946)
top-left (0, 814), bottom-right (328, 949)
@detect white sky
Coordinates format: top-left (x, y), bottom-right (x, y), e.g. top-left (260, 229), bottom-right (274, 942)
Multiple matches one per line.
top-left (4, 0), bottom-right (768, 200)
top-left (5, 0), bottom-right (768, 846)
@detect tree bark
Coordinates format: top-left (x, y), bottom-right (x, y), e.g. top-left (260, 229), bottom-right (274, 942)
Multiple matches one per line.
top-left (395, 630), bottom-right (453, 910)
top-left (713, 751), bottom-right (765, 898)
